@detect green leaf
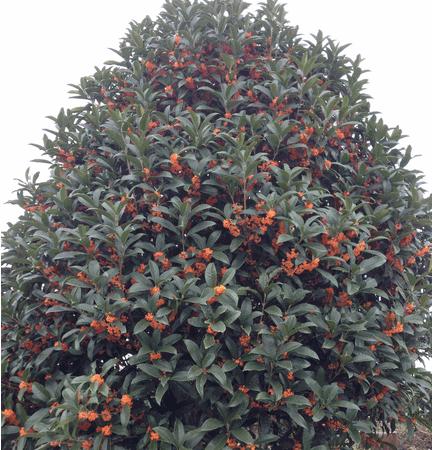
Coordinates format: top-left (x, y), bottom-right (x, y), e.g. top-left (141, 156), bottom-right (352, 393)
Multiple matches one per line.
top-left (196, 374), bottom-right (207, 398)
top-left (285, 395), bottom-right (312, 408)
top-left (205, 263), bottom-right (218, 287)
top-left (291, 346), bottom-right (319, 360)
top-left (155, 383), bottom-right (168, 405)
top-left (332, 400), bottom-right (360, 410)
top-left (34, 348), bottom-right (54, 366)
top-left (213, 251), bottom-right (230, 264)
top-left (316, 268), bottom-right (338, 287)
top-left (134, 319), bottom-right (149, 334)
top-left (351, 353), bottom-right (375, 363)
top-left (184, 339), bottom-right (202, 365)
top-left (53, 251), bottom-right (85, 260)
top-left (31, 382), bottom-right (50, 402)
top-left (188, 221), bottom-right (216, 235)
top-left (208, 364), bottom-right (227, 387)
top-left (150, 217), bottom-right (180, 235)
top-left (200, 418), bottom-right (224, 431)
top-left (285, 407), bottom-right (308, 429)
top-left (231, 427), bottom-right (253, 444)
top-left (153, 426), bottom-right (175, 445)
top-left (120, 405), bottom-right (130, 427)
top-left (205, 434), bottom-right (227, 450)
top-left (357, 254), bottom-right (386, 274)
top-left (25, 408), bottom-right (49, 428)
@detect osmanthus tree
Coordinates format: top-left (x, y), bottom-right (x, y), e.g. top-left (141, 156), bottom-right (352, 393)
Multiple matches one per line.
top-left (1, 0), bottom-right (432, 448)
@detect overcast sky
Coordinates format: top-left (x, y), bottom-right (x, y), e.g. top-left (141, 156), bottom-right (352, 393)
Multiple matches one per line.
top-left (0, 2), bottom-right (431, 369)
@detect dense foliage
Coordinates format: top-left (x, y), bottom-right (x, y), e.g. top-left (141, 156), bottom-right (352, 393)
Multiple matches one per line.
top-left (2, 0), bottom-right (432, 448)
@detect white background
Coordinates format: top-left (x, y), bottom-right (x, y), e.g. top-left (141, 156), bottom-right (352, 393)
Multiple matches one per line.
top-left (0, 1), bottom-right (431, 370)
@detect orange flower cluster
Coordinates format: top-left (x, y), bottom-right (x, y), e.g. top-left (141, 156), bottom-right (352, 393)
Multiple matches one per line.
top-left (384, 321), bottom-right (404, 336)
top-left (385, 311), bottom-right (396, 327)
top-left (353, 240), bottom-right (367, 257)
top-left (57, 147), bottom-right (75, 169)
top-left (77, 271), bottom-right (91, 284)
top-left (336, 292), bottom-right (352, 308)
top-left (281, 249), bottom-right (319, 277)
top-left (147, 120), bottom-right (159, 131)
top-left (183, 262), bottom-right (207, 277)
top-left (78, 410), bottom-right (98, 422)
top-left (335, 128), bottom-right (345, 140)
top-left (385, 246), bottom-right (403, 271)
top-left (96, 424), bottom-right (112, 436)
top-left (407, 256), bottom-right (416, 266)
top-left (149, 352), bottom-right (162, 362)
top-left (101, 409), bottom-right (112, 421)
top-left (214, 285), bottom-right (226, 296)
top-left (383, 311), bottom-right (404, 335)
top-left (109, 273), bottom-right (124, 290)
top-left (89, 374), bottom-right (104, 385)
top-left (150, 285), bottom-right (160, 296)
top-left (258, 160), bottom-right (279, 173)
top-left (136, 262), bottom-right (146, 273)
top-left (54, 341), bottom-right (69, 352)
top-left (90, 320), bottom-right (107, 334)
top-left (83, 240), bottom-right (96, 254)
top-left (295, 257), bottom-right (320, 275)
top-left (324, 287), bottom-right (334, 305)
top-left (374, 386), bottom-right (390, 402)
top-left (299, 126), bottom-right (314, 144)
top-left (81, 440), bottom-right (93, 450)
top-left (282, 388), bottom-right (294, 398)
top-left (226, 438), bottom-right (256, 449)
top-left (145, 312), bottom-right (166, 331)
top-left (405, 303), bottom-right (415, 314)
top-left (281, 249), bottom-right (298, 275)
top-left (19, 381), bottom-right (32, 393)
top-left (223, 219), bottom-right (241, 237)
top-left (120, 394), bottom-right (133, 407)
top-left (2, 409), bottom-right (19, 425)
top-left (189, 174), bottom-right (201, 196)
top-left (120, 196), bottom-right (137, 216)
top-left (42, 296), bottom-right (62, 308)
top-left (197, 247), bottom-right (213, 261)
top-left (206, 325), bottom-right (218, 335)
top-left (169, 153), bottom-right (182, 173)
top-left (19, 427), bottom-right (35, 437)
top-left (22, 337), bottom-right (42, 354)
top-left (153, 251), bottom-right (171, 269)
top-left (322, 232), bottom-right (346, 256)
top-left (107, 325), bottom-right (121, 338)
top-left (416, 244), bottom-right (430, 257)
top-left (400, 232), bottom-right (415, 248)
top-left (239, 335), bottom-right (251, 348)
top-left (150, 431), bottom-right (160, 441)
top-left (311, 147), bottom-right (323, 157)
top-left (24, 203), bottom-right (50, 213)
top-left (239, 385), bottom-right (250, 394)
top-left (326, 419), bottom-right (349, 433)
top-left (185, 76), bottom-right (195, 90)
top-left (90, 315), bottom-right (124, 340)
top-left (324, 159), bottom-right (332, 170)
top-left (223, 208), bottom-right (277, 242)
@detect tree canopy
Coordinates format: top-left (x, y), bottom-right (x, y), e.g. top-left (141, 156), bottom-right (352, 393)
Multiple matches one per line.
top-left (2, 1), bottom-right (432, 449)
